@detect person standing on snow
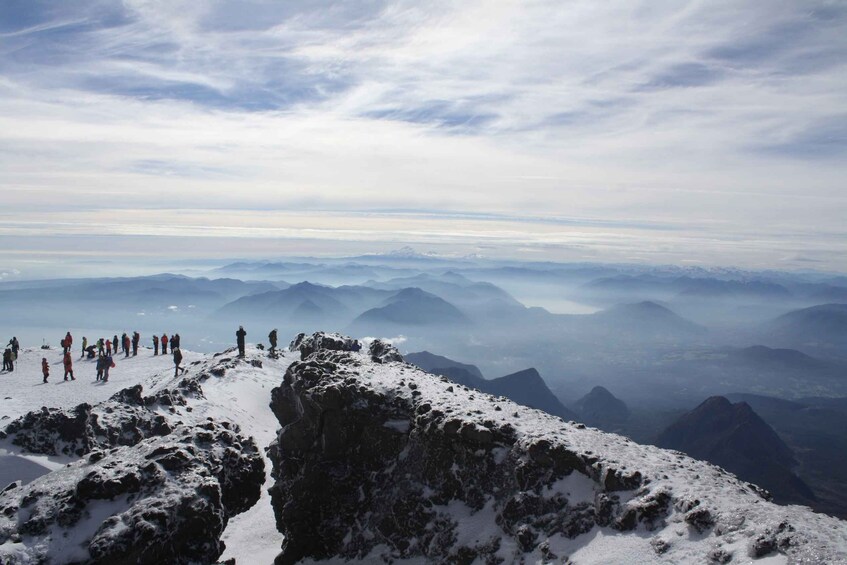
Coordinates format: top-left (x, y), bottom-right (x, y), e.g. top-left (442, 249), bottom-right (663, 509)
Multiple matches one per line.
top-left (81, 336), bottom-right (88, 358)
top-left (122, 334), bottom-right (130, 357)
top-left (42, 357), bottom-right (49, 383)
top-left (8, 337), bottom-right (20, 357)
top-left (103, 353), bottom-right (113, 382)
top-left (64, 332), bottom-right (73, 354)
top-left (63, 351), bottom-right (75, 381)
top-left (132, 332), bottom-right (140, 356)
top-left (173, 348), bottom-right (186, 377)
top-left (236, 326), bottom-right (246, 357)
top-left (106, 339), bottom-right (112, 356)
top-left (3, 348), bottom-right (14, 372)
top-left (161, 333), bottom-right (168, 355)
top-left (268, 329), bottom-right (278, 355)
top-left (112, 334), bottom-right (119, 355)
top-left (95, 354), bottom-right (104, 381)
top-left (172, 333), bottom-right (180, 350)
top-left (152, 334), bottom-right (159, 355)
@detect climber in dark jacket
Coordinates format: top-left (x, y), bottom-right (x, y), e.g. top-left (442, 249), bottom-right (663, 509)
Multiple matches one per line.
top-left (236, 326), bottom-right (246, 357)
top-left (268, 329), bottom-right (278, 355)
top-left (152, 334), bottom-right (159, 355)
top-left (103, 354), bottom-right (113, 382)
top-left (173, 348), bottom-right (186, 377)
top-left (3, 348), bottom-right (13, 372)
top-left (42, 357), bottom-right (49, 383)
top-left (172, 333), bottom-right (180, 350)
top-left (132, 332), bottom-right (140, 356)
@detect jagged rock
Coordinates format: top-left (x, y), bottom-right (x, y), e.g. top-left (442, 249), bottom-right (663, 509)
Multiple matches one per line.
top-left (368, 339), bottom-right (403, 364)
top-left (267, 336), bottom-right (847, 564)
top-left (0, 421), bottom-right (264, 564)
top-left (3, 383), bottom-right (202, 457)
top-left (289, 331), bottom-right (358, 359)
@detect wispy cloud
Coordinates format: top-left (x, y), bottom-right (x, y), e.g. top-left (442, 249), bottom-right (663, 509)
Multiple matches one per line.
top-left (0, 0), bottom-right (845, 271)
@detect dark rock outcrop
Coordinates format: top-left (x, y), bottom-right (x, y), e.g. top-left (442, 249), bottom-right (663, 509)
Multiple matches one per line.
top-left (267, 334), bottom-right (847, 563)
top-left (368, 339), bottom-right (403, 364)
top-left (0, 421), bottom-right (264, 564)
top-left (268, 345), bottom-right (702, 563)
top-left (289, 331), bottom-right (359, 359)
top-left (2, 383), bottom-right (198, 457)
top-left (0, 374), bottom-right (265, 564)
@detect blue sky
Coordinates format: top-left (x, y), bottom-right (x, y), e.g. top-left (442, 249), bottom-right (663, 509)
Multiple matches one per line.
top-left (0, 0), bottom-right (845, 274)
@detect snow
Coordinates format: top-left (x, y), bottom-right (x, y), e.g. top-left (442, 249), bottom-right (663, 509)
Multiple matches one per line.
top-left (3, 340), bottom-right (847, 564)
top-left (0, 344), bottom-right (290, 564)
top-left (342, 352), bottom-right (847, 564)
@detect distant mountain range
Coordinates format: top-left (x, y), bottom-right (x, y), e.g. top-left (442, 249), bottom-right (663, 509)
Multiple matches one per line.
top-left (587, 301), bottom-right (706, 337)
top-left (764, 303), bottom-right (847, 353)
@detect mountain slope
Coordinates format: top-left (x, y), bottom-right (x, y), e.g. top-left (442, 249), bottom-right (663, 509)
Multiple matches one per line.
top-left (572, 386), bottom-right (631, 429)
top-left (405, 353), bottom-right (573, 420)
top-left (350, 287), bottom-right (469, 328)
top-left (268, 336), bottom-right (847, 563)
top-left (485, 368), bottom-right (577, 421)
top-left (657, 396), bottom-right (815, 506)
top-left (589, 301), bottom-right (705, 337)
top-left (765, 303), bottom-right (847, 351)
top-left (405, 350), bottom-right (485, 380)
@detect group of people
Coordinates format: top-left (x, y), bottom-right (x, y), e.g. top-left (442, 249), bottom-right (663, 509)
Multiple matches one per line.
top-left (2, 337), bottom-right (19, 372)
top-left (9, 325), bottom-right (293, 383)
top-left (81, 332), bottom-right (147, 359)
top-left (33, 330), bottom-right (187, 383)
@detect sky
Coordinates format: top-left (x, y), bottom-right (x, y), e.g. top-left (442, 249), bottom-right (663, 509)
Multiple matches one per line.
top-left (0, 0), bottom-right (846, 276)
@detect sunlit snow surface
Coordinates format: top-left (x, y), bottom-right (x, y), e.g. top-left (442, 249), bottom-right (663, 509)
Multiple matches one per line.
top-left (0, 345), bottom-right (290, 563)
top-left (3, 344), bottom-right (847, 564)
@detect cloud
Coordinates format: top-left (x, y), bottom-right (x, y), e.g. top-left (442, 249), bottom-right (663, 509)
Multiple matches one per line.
top-left (0, 1), bottom-right (845, 271)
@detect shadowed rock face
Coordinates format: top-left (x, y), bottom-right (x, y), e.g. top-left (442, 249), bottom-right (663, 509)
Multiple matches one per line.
top-left (267, 333), bottom-right (847, 564)
top-left (267, 334), bottom-right (673, 564)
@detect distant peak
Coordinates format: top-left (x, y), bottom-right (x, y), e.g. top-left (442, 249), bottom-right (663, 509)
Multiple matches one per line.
top-left (385, 246), bottom-right (438, 258)
top-left (500, 367), bottom-right (542, 381)
top-left (699, 396), bottom-right (733, 410)
top-left (588, 385), bottom-right (614, 397)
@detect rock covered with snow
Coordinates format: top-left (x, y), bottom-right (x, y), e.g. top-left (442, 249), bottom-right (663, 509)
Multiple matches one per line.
top-left (0, 382), bottom-right (200, 457)
top-left (288, 331), bottom-right (359, 359)
top-left (268, 336), bottom-right (847, 564)
top-left (0, 372), bottom-right (264, 564)
top-left (368, 338), bottom-right (403, 364)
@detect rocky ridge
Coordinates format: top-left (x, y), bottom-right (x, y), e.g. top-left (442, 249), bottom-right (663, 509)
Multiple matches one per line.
top-left (268, 332), bottom-right (847, 564)
top-left (0, 354), bottom-right (265, 564)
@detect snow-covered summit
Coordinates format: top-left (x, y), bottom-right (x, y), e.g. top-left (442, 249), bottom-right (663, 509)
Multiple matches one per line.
top-left (270, 333), bottom-right (847, 564)
top-left (2, 334), bottom-right (847, 564)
